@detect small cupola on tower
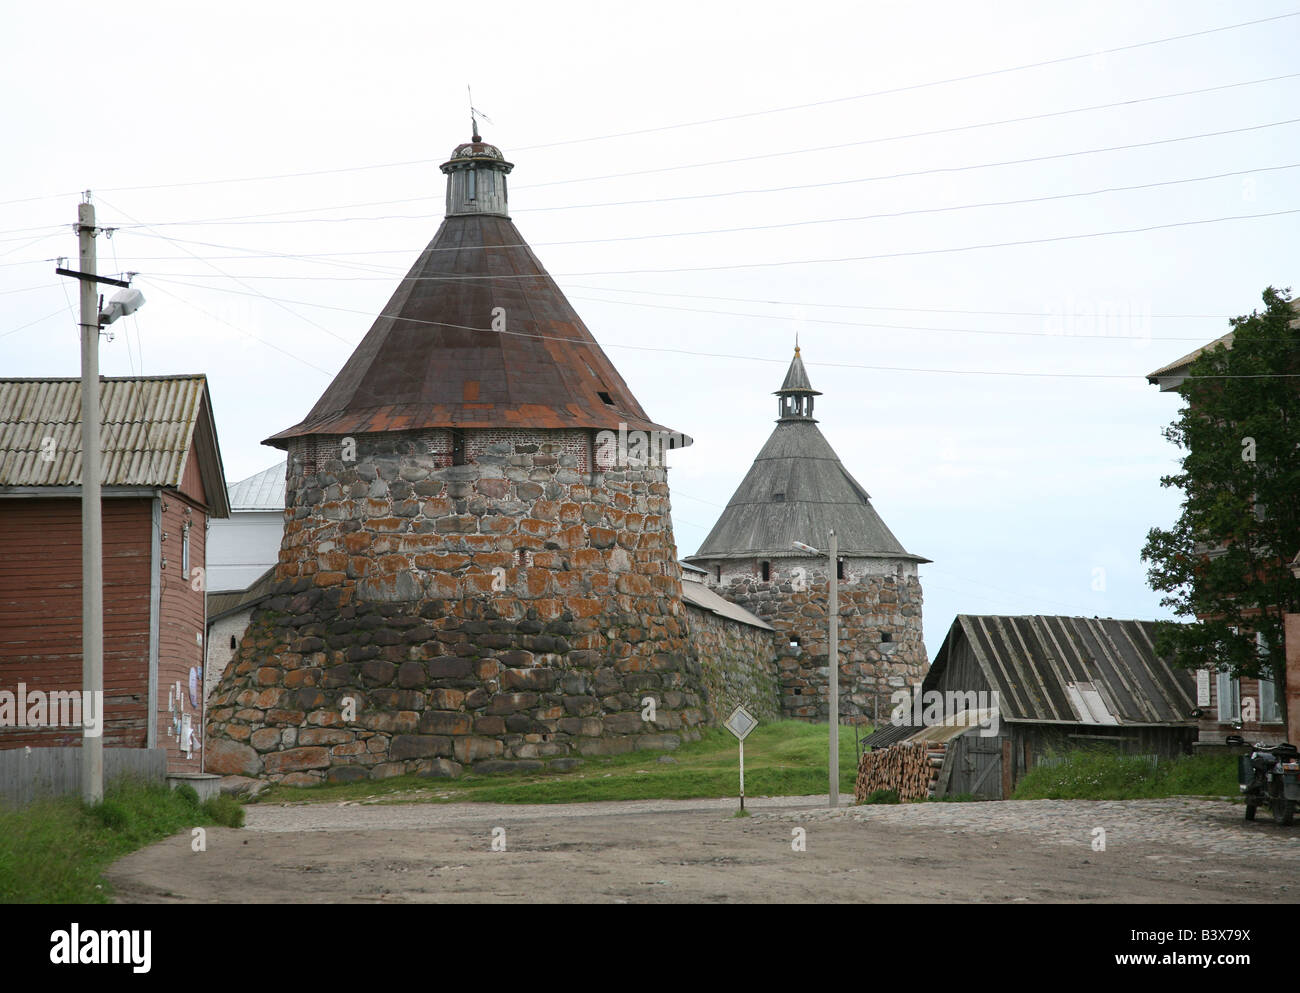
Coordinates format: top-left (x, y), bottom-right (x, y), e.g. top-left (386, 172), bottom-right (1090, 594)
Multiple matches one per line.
top-left (775, 343), bottom-right (821, 421)
top-left (440, 122), bottom-right (514, 217)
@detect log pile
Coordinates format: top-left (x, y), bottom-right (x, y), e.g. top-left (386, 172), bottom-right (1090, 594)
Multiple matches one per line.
top-left (854, 740), bottom-right (948, 802)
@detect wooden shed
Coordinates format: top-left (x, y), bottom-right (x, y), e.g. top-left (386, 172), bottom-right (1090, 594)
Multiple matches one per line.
top-left (0, 376), bottom-right (228, 786)
top-left (863, 615), bottom-right (1199, 800)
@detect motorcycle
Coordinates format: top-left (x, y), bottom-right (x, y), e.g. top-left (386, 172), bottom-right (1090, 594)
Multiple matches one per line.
top-left (1239, 741), bottom-right (1300, 825)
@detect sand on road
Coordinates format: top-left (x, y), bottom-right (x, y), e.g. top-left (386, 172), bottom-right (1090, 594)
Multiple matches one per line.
top-left (103, 795), bottom-right (1299, 903)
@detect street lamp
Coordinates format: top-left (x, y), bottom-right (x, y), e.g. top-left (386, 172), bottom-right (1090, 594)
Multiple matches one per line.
top-left (792, 530), bottom-right (840, 807)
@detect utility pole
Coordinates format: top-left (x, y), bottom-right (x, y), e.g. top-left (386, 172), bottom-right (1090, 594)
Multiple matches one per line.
top-left (78, 196), bottom-right (104, 805)
top-left (828, 529), bottom-right (839, 807)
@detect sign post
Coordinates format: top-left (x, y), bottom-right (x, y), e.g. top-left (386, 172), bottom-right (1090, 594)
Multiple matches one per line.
top-left (724, 705), bottom-right (758, 812)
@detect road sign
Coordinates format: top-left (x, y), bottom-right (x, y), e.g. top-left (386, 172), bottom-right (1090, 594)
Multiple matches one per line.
top-left (724, 706), bottom-right (758, 812)
top-left (725, 705), bottom-right (757, 741)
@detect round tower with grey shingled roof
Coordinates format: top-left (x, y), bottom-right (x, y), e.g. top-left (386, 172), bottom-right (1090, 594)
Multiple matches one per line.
top-left (686, 347), bottom-right (929, 722)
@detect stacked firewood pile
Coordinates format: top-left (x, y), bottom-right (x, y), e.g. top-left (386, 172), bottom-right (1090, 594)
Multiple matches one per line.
top-left (854, 740), bottom-right (948, 802)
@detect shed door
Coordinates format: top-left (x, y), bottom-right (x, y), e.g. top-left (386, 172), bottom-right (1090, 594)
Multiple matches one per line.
top-left (961, 732), bottom-right (1004, 800)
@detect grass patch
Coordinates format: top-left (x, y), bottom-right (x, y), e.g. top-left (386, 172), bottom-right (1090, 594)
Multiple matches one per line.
top-left (1011, 750), bottom-right (1238, 801)
top-left (0, 778), bottom-right (242, 904)
top-left (263, 721), bottom-right (864, 806)
top-left (860, 788), bottom-right (900, 805)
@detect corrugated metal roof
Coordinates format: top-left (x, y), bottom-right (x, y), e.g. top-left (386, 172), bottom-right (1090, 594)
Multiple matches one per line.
top-left (0, 376), bottom-right (228, 514)
top-left (686, 418), bottom-right (927, 561)
top-left (680, 574), bottom-right (774, 630)
top-left (228, 461), bottom-right (286, 511)
top-left (926, 615), bottom-right (1197, 727)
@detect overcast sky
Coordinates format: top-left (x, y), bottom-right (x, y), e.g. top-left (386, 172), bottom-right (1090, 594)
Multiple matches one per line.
top-left (2, 1), bottom-right (1297, 655)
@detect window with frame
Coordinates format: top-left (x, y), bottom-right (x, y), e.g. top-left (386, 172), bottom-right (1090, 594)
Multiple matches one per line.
top-left (1216, 667), bottom-right (1240, 722)
top-left (1257, 631), bottom-right (1283, 723)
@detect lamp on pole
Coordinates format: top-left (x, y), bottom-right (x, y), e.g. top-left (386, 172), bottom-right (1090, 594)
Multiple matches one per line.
top-left (57, 196), bottom-right (144, 804)
top-left (793, 530), bottom-right (840, 807)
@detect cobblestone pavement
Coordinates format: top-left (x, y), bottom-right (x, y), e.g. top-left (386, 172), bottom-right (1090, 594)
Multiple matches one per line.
top-left (754, 796), bottom-right (1300, 860)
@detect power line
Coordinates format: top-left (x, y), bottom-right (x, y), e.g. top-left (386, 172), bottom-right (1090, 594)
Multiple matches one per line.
top-left (3, 11), bottom-right (1293, 209)
top-left (88, 161), bottom-right (1300, 267)
top-left (511, 11), bottom-right (1300, 151)
top-left (134, 206), bottom-right (1300, 282)
top-left (132, 275), bottom-right (1300, 382)
top-left (513, 73), bottom-right (1300, 190)
top-left (139, 273), bottom-right (1300, 347)
top-left (0, 305), bottom-right (74, 339)
top-left (567, 294), bottom-right (1217, 342)
top-left (98, 118), bottom-right (1300, 231)
top-left (95, 195), bottom-right (356, 347)
top-left (142, 273), bottom-right (1234, 325)
top-left (561, 285), bottom-right (1231, 320)
top-left (515, 118), bottom-right (1300, 213)
top-left (143, 282), bottom-right (334, 376)
top-left (71, 72), bottom-right (1300, 231)
top-left (0, 282), bottom-right (62, 296)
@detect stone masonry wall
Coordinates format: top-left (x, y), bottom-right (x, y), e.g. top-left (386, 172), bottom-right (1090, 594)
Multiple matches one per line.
top-left (205, 430), bottom-right (705, 785)
top-left (685, 602), bottom-right (781, 724)
top-left (702, 557), bottom-right (926, 723)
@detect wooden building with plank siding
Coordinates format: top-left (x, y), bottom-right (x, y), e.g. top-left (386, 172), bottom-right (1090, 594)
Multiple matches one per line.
top-left (0, 376), bottom-right (228, 778)
top-left (861, 615), bottom-right (1198, 800)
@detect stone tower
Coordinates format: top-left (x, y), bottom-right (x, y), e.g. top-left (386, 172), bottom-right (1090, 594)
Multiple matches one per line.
top-left (206, 130), bottom-right (703, 784)
top-left (686, 347), bottom-right (928, 723)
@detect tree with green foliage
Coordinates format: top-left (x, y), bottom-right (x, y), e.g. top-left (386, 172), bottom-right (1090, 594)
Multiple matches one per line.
top-left (1142, 287), bottom-right (1299, 726)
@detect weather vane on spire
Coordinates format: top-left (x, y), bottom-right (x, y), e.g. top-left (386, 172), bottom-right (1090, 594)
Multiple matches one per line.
top-left (468, 85), bottom-right (492, 142)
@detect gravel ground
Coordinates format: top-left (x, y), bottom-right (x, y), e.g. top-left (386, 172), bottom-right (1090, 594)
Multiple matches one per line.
top-left (103, 794), bottom-right (1300, 903)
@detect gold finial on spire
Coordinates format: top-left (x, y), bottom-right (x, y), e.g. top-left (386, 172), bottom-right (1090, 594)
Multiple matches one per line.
top-left (794, 332), bottom-right (800, 356)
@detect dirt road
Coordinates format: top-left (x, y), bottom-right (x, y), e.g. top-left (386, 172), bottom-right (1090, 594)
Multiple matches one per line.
top-left (104, 795), bottom-right (1299, 903)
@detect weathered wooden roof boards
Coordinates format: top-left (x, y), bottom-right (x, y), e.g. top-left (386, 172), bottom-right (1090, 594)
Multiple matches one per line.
top-left (688, 348), bottom-right (927, 563)
top-left (206, 566), bottom-right (276, 625)
top-left (267, 133), bottom-right (687, 448)
top-left (864, 614), bottom-right (1196, 749)
top-left (0, 375), bottom-right (229, 516)
top-left (927, 614), bottom-right (1196, 728)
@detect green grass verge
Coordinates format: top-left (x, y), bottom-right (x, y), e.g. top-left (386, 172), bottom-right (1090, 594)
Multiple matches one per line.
top-left (1011, 750), bottom-right (1238, 801)
top-left (0, 778), bottom-right (243, 904)
top-left (262, 720), bottom-right (865, 806)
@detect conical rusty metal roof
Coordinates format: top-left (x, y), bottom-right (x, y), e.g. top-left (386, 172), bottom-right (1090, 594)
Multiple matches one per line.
top-left (267, 177), bottom-right (686, 446)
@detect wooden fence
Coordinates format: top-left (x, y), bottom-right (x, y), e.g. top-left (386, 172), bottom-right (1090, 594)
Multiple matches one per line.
top-left (0, 747), bottom-right (166, 806)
